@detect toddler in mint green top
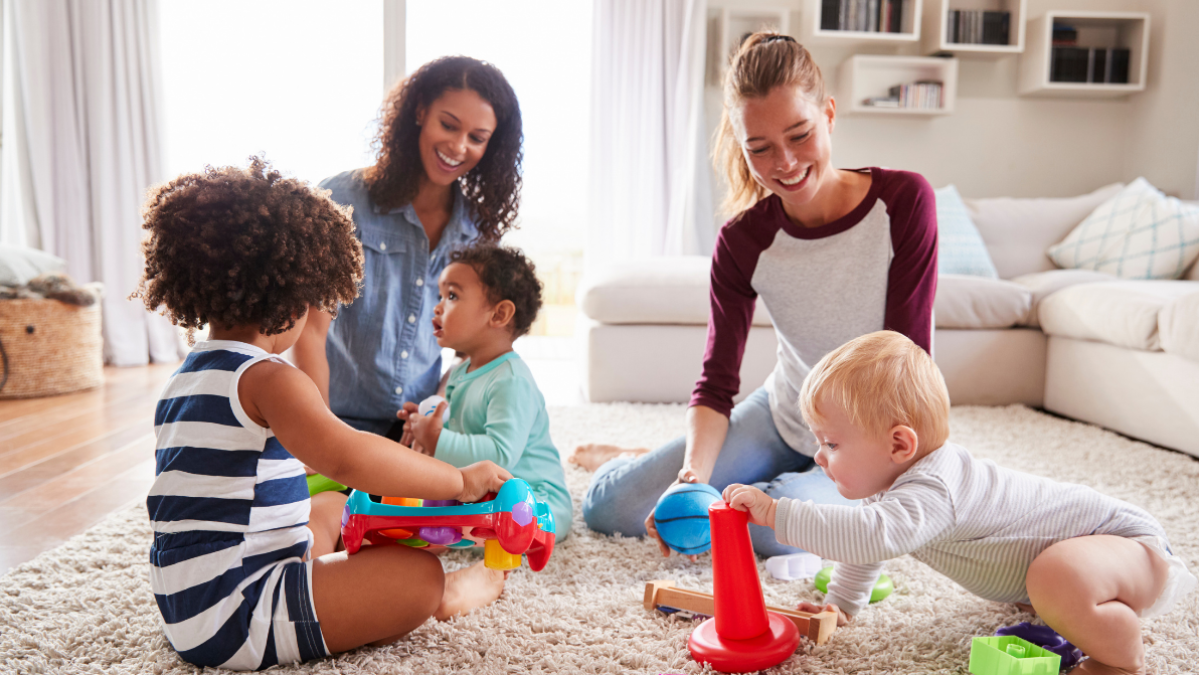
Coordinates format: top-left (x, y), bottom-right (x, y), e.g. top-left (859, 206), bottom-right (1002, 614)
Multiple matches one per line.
top-left (402, 243), bottom-right (572, 539)
top-left (438, 352), bottom-right (571, 536)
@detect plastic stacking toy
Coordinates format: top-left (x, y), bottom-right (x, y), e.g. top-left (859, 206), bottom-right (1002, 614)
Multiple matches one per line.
top-left (814, 565), bottom-right (894, 603)
top-left (340, 478), bottom-right (556, 571)
top-left (687, 501), bottom-right (801, 673)
top-left (968, 635), bottom-right (1061, 675)
top-left (306, 473), bottom-right (347, 497)
top-left (653, 482), bottom-right (723, 555)
top-left (643, 580), bottom-right (838, 645)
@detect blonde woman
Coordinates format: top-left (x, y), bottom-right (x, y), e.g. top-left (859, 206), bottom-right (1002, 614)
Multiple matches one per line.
top-left (574, 33), bottom-right (939, 558)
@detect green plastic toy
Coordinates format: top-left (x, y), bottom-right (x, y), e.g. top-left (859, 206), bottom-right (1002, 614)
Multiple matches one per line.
top-left (968, 636), bottom-right (1061, 675)
top-left (306, 473), bottom-right (347, 496)
top-left (813, 565), bottom-right (894, 603)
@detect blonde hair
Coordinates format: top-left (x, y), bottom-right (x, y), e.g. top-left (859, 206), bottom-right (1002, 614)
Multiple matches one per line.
top-left (714, 32), bottom-right (828, 217)
top-left (800, 331), bottom-right (950, 456)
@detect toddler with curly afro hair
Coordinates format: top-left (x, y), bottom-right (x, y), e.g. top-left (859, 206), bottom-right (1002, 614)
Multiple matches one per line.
top-left (135, 158), bottom-right (515, 671)
top-left (135, 156), bottom-right (364, 341)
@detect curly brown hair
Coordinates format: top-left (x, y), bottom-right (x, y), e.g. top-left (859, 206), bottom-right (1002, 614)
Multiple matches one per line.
top-left (450, 244), bottom-right (542, 338)
top-left (134, 157), bottom-right (364, 339)
top-left (366, 56), bottom-right (523, 242)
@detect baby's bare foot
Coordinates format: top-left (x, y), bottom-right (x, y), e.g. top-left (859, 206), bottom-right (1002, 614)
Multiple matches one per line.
top-left (435, 561), bottom-right (507, 621)
top-left (1072, 658), bottom-right (1145, 675)
top-left (567, 443), bottom-right (649, 472)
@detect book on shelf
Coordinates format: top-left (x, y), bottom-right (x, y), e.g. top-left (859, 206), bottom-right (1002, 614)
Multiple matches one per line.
top-left (1051, 22), bottom-right (1078, 46)
top-left (1049, 47), bottom-right (1131, 84)
top-left (946, 10), bottom-right (1009, 46)
top-left (880, 80), bottom-right (943, 110)
top-left (823, 0), bottom-right (904, 33)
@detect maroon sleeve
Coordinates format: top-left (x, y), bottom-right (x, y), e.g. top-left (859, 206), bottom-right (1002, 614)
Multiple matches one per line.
top-left (880, 171), bottom-right (938, 354)
top-left (689, 206), bottom-right (778, 416)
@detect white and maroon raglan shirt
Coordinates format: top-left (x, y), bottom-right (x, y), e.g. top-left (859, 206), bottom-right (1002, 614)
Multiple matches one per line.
top-left (690, 167), bottom-right (938, 453)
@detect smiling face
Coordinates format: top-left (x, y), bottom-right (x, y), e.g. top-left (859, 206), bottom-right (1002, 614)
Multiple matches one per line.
top-left (416, 88), bottom-right (497, 188)
top-left (432, 262), bottom-right (495, 352)
top-left (731, 84), bottom-right (835, 215)
top-left (809, 397), bottom-right (910, 500)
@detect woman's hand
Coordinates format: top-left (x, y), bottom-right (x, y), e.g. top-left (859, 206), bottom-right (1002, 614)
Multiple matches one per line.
top-left (406, 400), bottom-right (446, 456)
top-left (457, 461), bottom-right (512, 503)
top-left (796, 601), bottom-right (851, 627)
top-left (644, 470), bottom-right (705, 561)
top-left (722, 483), bottom-right (777, 529)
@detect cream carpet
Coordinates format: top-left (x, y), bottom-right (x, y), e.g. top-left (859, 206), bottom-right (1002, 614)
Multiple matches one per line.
top-left (2, 404), bottom-right (1197, 674)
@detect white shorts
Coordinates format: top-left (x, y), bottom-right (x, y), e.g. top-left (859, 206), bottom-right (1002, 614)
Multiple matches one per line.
top-left (1134, 535), bottom-right (1197, 619)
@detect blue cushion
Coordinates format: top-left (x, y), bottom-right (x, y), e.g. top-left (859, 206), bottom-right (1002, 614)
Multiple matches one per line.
top-left (935, 185), bottom-right (999, 278)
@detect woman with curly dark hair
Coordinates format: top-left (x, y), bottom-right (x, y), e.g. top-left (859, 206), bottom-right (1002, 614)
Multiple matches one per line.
top-left (293, 55), bottom-right (523, 440)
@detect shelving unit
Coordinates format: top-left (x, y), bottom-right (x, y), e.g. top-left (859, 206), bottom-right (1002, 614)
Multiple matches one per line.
top-left (837, 55), bottom-right (958, 115)
top-left (806, 0), bottom-right (921, 45)
top-left (1018, 11), bottom-right (1149, 97)
top-left (921, 0), bottom-right (1025, 56)
top-left (715, 7), bottom-right (790, 82)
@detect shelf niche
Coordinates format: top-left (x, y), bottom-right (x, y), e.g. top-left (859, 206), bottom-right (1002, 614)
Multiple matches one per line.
top-left (837, 54), bottom-right (958, 115)
top-left (921, 0), bottom-right (1026, 56)
top-left (1018, 11), bottom-right (1149, 98)
top-left (807, 0), bottom-right (922, 44)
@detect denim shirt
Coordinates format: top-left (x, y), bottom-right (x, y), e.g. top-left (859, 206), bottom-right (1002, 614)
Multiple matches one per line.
top-left (318, 169), bottom-right (479, 433)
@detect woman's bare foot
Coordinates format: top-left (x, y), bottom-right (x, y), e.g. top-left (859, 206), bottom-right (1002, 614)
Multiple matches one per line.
top-left (435, 561), bottom-right (508, 621)
top-left (567, 444), bottom-right (649, 472)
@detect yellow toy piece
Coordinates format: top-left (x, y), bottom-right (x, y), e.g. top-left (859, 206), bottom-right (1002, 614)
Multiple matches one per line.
top-left (484, 539), bottom-right (522, 570)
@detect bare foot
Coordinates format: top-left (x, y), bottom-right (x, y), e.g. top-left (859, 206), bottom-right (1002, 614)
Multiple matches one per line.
top-left (1072, 658), bottom-right (1145, 675)
top-left (567, 443), bottom-right (649, 472)
top-left (435, 561), bottom-right (507, 621)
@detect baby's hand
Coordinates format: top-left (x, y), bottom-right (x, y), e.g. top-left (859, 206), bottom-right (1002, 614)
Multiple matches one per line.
top-left (457, 461), bottom-right (512, 503)
top-left (796, 601), bottom-right (851, 627)
top-left (407, 400), bottom-right (446, 455)
top-left (722, 484), bottom-right (777, 528)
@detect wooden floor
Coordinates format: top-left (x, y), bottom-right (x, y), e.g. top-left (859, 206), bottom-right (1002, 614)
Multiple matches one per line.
top-left (0, 363), bottom-right (176, 575)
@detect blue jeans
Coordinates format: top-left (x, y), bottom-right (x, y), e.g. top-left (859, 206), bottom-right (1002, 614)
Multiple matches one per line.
top-left (581, 387), bottom-right (857, 557)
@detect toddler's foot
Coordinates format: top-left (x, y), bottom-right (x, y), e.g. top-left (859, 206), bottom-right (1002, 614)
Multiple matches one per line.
top-left (568, 444), bottom-right (649, 472)
top-left (1072, 659), bottom-right (1145, 675)
top-left (435, 561), bottom-right (507, 621)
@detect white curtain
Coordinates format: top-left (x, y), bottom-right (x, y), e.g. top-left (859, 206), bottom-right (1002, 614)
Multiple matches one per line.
top-left (0, 0), bottom-right (185, 366)
top-left (587, 0), bottom-right (713, 268)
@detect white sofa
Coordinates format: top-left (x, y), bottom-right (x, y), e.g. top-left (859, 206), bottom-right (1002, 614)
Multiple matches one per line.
top-left (578, 184), bottom-right (1199, 459)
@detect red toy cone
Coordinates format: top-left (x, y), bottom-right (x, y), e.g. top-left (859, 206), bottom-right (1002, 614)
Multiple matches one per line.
top-left (688, 501), bottom-right (800, 673)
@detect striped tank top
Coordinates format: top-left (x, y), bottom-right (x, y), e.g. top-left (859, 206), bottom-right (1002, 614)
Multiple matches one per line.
top-left (148, 340), bottom-right (317, 668)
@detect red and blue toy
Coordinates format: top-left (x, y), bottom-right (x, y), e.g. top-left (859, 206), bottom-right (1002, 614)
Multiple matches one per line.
top-left (340, 478), bottom-right (556, 571)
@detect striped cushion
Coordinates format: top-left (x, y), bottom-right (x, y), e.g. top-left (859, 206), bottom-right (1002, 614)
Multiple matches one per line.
top-left (935, 185), bottom-right (999, 278)
top-left (1048, 177), bottom-right (1199, 280)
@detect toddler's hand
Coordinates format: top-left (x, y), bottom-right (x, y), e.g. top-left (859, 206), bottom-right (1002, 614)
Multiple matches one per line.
top-left (457, 461), bottom-right (512, 503)
top-left (722, 483), bottom-right (777, 528)
top-left (407, 400), bottom-right (446, 455)
top-left (796, 601), bottom-right (851, 627)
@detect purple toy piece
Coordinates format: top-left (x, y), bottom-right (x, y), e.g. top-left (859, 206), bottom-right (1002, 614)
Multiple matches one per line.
top-left (423, 499), bottom-right (461, 507)
top-left (418, 526), bottom-right (463, 546)
top-left (512, 501), bottom-right (534, 527)
top-left (995, 622), bottom-right (1083, 670)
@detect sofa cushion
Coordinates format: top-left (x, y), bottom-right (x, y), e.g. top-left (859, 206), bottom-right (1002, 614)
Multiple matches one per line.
top-left (1010, 269), bottom-right (1117, 327)
top-left (964, 183), bottom-right (1123, 279)
top-left (1038, 281), bottom-right (1199, 351)
top-left (935, 185), bottom-right (998, 278)
top-left (577, 256), bottom-right (771, 326)
top-left (1047, 178), bottom-right (1199, 280)
top-left (934, 275), bottom-right (1031, 329)
top-left (0, 244), bottom-right (67, 286)
top-left (1159, 291), bottom-right (1199, 363)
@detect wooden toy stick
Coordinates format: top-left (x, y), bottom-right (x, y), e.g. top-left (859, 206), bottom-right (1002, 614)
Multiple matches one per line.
top-left (643, 580), bottom-right (838, 645)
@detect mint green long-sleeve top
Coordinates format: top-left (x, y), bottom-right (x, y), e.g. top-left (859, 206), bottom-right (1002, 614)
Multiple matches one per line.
top-left (435, 352), bottom-right (572, 539)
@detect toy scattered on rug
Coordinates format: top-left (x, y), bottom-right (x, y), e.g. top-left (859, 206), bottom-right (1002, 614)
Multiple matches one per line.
top-left (643, 580), bottom-right (837, 645)
top-left (814, 565), bottom-right (894, 603)
top-left (994, 622), bottom-right (1083, 670)
top-left (340, 477), bottom-right (556, 571)
top-left (765, 551), bottom-right (824, 580)
top-left (653, 482), bottom-right (723, 555)
top-left (968, 635), bottom-right (1061, 675)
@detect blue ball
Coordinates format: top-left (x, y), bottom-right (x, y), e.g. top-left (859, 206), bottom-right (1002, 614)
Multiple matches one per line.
top-left (654, 483), bottom-right (723, 555)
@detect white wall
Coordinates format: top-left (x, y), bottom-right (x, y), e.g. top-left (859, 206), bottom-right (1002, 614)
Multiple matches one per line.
top-left (705, 0), bottom-right (1197, 207)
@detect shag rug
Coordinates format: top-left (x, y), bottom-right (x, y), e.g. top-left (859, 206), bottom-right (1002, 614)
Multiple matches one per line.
top-left (2, 404), bottom-right (1197, 674)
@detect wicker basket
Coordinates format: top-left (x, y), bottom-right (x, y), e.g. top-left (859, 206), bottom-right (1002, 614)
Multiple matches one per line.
top-left (0, 298), bottom-right (103, 399)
